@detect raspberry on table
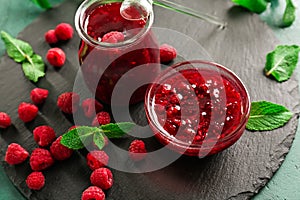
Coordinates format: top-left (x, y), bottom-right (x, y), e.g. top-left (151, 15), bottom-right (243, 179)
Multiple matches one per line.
top-left (30, 148), bottom-right (54, 171)
top-left (26, 172), bottom-right (45, 190)
top-left (55, 23), bottom-right (74, 41)
top-left (87, 150), bottom-right (109, 171)
top-left (92, 112), bottom-right (111, 127)
top-left (159, 44), bottom-right (177, 63)
top-left (30, 88), bottom-right (49, 104)
top-left (18, 102), bottom-right (38, 123)
top-left (81, 186), bottom-right (105, 200)
top-left (46, 48), bottom-right (66, 67)
top-left (33, 125), bottom-right (56, 147)
top-left (44, 29), bottom-right (58, 44)
top-left (82, 98), bottom-right (104, 118)
top-left (0, 112), bottom-right (11, 128)
top-left (90, 167), bottom-right (113, 190)
top-left (5, 143), bottom-right (29, 165)
top-left (102, 31), bottom-right (124, 43)
top-left (57, 92), bottom-right (80, 114)
top-left (50, 136), bottom-right (73, 161)
top-left (128, 139), bottom-right (147, 161)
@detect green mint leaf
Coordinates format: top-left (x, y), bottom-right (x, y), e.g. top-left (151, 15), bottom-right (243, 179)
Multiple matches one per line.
top-left (61, 126), bottom-right (100, 150)
top-left (281, 0), bottom-right (296, 27)
top-left (31, 0), bottom-right (52, 9)
top-left (264, 45), bottom-right (300, 82)
top-left (231, 0), bottom-right (269, 14)
top-left (1, 31), bottom-right (33, 63)
top-left (22, 54), bottom-right (45, 82)
top-left (100, 122), bottom-right (135, 138)
top-left (93, 132), bottom-right (105, 150)
top-left (246, 101), bottom-right (293, 131)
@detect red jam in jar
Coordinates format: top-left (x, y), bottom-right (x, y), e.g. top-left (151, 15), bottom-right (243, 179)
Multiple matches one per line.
top-left (145, 61), bottom-right (251, 157)
top-left (75, 1), bottom-right (160, 105)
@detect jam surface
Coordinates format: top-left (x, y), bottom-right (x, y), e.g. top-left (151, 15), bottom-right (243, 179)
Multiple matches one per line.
top-left (78, 2), bottom-right (160, 105)
top-left (151, 68), bottom-right (244, 146)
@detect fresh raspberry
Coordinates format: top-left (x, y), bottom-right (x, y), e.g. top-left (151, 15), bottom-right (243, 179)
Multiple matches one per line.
top-left (82, 98), bottom-right (104, 118)
top-left (46, 48), bottom-right (66, 67)
top-left (26, 172), bottom-right (45, 190)
top-left (128, 140), bottom-right (147, 161)
top-left (159, 44), bottom-right (177, 63)
top-left (30, 88), bottom-right (49, 104)
top-left (90, 168), bottom-right (113, 190)
top-left (57, 92), bottom-right (80, 114)
top-left (86, 150), bottom-right (109, 171)
top-left (33, 125), bottom-right (56, 147)
top-left (5, 143), bottom-right (29, 165)
top-left (30, 148), bottom-right (54, 171)
top-left (81, 186), bottom-right (105, 200)
top-left (92, 112), bottom-right (111, 127)
top-left (102, 31), bottom-right (125, 43)
top-left (44, 29), bottom-right (58, 44)
top-left (50, 136), bottom-right (73, 161)
top-left (0, 112), bottom-right (11, 128)
top-left (18, 102), bottom-right (38, 123)
top-left (55, 23), bottom-right (74, 41)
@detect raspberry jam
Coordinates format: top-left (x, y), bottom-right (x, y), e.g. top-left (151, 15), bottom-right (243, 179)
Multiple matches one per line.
top-left (75, 1), bottom-right (160, 105)
top-left (145, 61), bottom-right (250, 157)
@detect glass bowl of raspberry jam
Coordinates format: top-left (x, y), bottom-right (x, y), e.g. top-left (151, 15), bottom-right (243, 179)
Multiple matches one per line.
top-left (145, 60), bottom-right (251, 157)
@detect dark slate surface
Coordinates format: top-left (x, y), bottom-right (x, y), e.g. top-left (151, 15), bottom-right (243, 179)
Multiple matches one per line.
top-left (0, 0), bottom-right (299, 199)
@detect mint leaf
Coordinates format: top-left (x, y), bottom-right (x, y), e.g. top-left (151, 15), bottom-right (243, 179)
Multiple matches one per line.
top-left (93, 132), bottom-right (105, 150)
top-left (22, 54), bottom-right (45, 82)
top-left (246, 101), bottom-right (293, 131)
top-left (281, 0), bottom-right (296, 27)
top-left (264, 45), bottom-right (300, 82)
top-left (231, 0), bottom-right (269, 14)
top-left (1, 31), bottom-right (33, 62)
top-left (100, 122), bottom-right (135, 138)
top-left (61, 126), bottom-right (99, 150)
top-left (31, 0), bottom-right (52, 9)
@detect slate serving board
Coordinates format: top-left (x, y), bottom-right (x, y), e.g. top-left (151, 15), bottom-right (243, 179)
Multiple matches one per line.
top-left (0, 0), bottom-right (299, 199)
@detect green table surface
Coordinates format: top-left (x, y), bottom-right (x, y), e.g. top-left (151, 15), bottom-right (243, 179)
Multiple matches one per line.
top-left (0, 0), bottom-right (300, 199)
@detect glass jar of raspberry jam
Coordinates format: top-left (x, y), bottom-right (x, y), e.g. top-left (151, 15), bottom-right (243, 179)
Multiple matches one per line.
top-left (145, 60), bottom-right (251, 157)
top-left (75, 0), bottom-right (160, 105)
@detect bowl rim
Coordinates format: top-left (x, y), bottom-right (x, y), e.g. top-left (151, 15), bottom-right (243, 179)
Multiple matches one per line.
top-left (144, 60), bottom-right (251, 151)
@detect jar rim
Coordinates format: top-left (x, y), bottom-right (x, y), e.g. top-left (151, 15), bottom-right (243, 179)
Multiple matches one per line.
top-left (74, 0), bottom-right (154, 49)
top-left (144, 60), bottom-right (251, 151)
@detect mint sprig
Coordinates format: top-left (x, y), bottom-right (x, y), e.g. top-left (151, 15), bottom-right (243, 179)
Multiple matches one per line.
top-left (246, 101), bottom-right (293, 131)
top-left (1, 31), bottom-right (45, 82)
top-left (61, 122), bottom-right (135, 150)
top-left (281, 0), bottom-right (296, 27)
top-left (231, 0), bottom-right (269, 14)
top-left (31, 0), bottom-right (52, 9)
top-left (264, 45), bottom-right (300, 82)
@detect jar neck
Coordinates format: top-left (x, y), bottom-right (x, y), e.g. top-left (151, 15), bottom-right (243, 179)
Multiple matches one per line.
top-left (74, 0), bottom-right (154, 49)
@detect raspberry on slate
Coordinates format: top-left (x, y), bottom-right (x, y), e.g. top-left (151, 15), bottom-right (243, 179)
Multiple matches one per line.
top-left (92, 112), bottom-right (111, 127)
top-left (0, 112), bottom-right (11, 128)
top-left (159, 44), bottom-right (177, 63)
top-left (18, 102), bottom-right (38, 123)
top-left (44, 29), bottom-right (58, 44)
top-left (50, 136), bottom-right (73, 161)
top-left (30, 88), bottom-right (49, 104)
top-left (5, 143), bottom-right (29, 165)
top-left (46, 47), bottom-right (66, 67)
top-left (30, 148), bottom-right (54, 171)
top-left (102, 31), bottom-right (125, 43)
top-left (57, 92), bottom-right (80, 114)
top-left (82, 98), bottom-right (104, 118)
top-left (55, 23), bottom-right (74, 41)
top-left (33, 125), bottom-right (56, 147)
top-left (90, 167), bottom-right (113, 190)
top-left (81, 186), bottom-right (105, 200)
top-left (87, 150), bottom-right (109, 171)
top-left (26, 172), bottom-right (45, 190)
top-left (128, 139), bottom-right (147, 161)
